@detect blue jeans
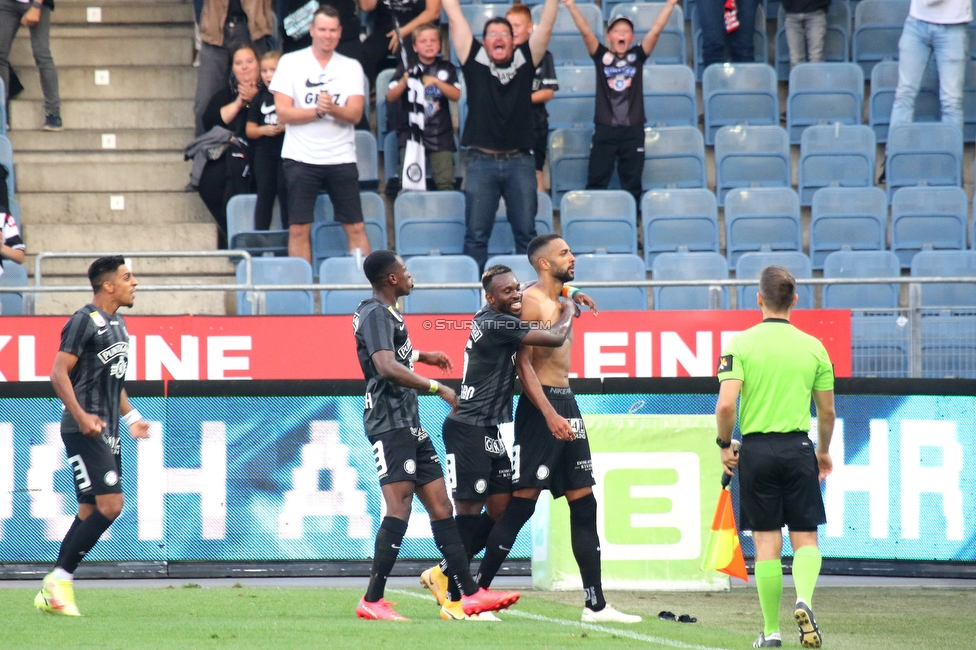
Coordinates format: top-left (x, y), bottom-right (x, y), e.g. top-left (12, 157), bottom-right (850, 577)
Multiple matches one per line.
top-left (890, 16), bottom-right (968, 133)
top-left (463, 150), bottom-right (537, 271)
top-left (697, 0), bottom-right (758, 69)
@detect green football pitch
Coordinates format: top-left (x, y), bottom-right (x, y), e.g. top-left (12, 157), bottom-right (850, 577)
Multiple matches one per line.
top-left (1, 584), bottom-right (972, 649)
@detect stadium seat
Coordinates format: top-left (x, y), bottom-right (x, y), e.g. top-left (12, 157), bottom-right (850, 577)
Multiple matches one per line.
top-left (452, 4), bottom-right (513, 64)
top-left (642, 64), bottom-right (697, 127)
top-left (0, 262), bottom-right (27, 316)
top-left (652, 250), bottom-right (730, 310)
top-left (534, 4), bottom-right (601, 66)
top-left (702, 63), bottom-right (779, 145)
top-left (312, 192), bottom-right (388, 272)
top-left (774, 3), bottom-right (850, 81)
top-left (318, 257), bottom-right (372, 315)
top-left (642, 126), bottom-right (707, 191)
top-left (0, 135), bottom-right (14, 199)
top-left (693, 6), bottom-right (767, 82)
top-left (910, 249), bottom-right (976, 309)
top-left (548, 127), bottom-right (592, 206)
top-left (403, 255), bottom-right (481, 314)
top-left (641, 188), bottom-right (719, 268)
top-left (607, 3), bottom-right (686, 65)
top-left (724, 187), bottom-right (802, 268)
top-left (547, 65), bottom-right (596, 130)
top-left (852, 0), bottom-right (911, 78)
top-left (809, 186), bottom-right (888, 270)
top-left (574, 253), bottom-right (647, 310)
top-left (735, 251), bottom-right (814, 309)
top-left (226, 194), bottom-right (288, 256)
top-left (852, 313), bottom-right (910, 378)
top-left (236, 257), bottom-right (313, 315)
top-left (798, 125), bottom-right (876, 207)
top-left (713, 125), bottom-right (791, 206)
top-left (375, 67), bottom-right (396, 144)
top-left (786, 62), bottom-right (864, 144)
top-left (560, 190), bottom-right (638, 255)
top-left (484, 254), bottom-right (536, 284)
top-left (355, 131), bottom-right (379, 191)
top-left (823, 250), bottom-right (901, 310)
top-left (394, 190), bottom-right (466, 257)
top-left (891, 186), bottom-right (968, 268)
top-left (920, 312), bottom-right (976, 378)
top-left (488, 191), bottom-right (553, 255)
top-left (885, 123), bottom-right (963, 202)
top-left (868, 60), bottom-right (940, 144)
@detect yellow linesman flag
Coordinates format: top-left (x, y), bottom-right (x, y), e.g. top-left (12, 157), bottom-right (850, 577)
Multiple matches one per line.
top-left (701, 486), bottom-right (748, 582)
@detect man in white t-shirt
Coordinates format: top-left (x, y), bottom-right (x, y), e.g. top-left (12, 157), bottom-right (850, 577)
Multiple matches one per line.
top-left (271, 5), bottom-right (369, 263)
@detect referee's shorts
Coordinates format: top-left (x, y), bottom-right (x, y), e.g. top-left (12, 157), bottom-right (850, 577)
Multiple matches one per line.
top-left (738, 431), bottom-right (826, 533)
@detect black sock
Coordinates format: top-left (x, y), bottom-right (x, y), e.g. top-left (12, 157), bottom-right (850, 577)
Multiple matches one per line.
top-left (58, 510), bottom-right (114, 574)
top-left (475, 497), bottom-right (536, 589)
top-left (55, 516), bottom-right (84, 570)
top-left (365, 516), bottom-right (408, 603)
top-left (447, 515), bottom-right (482, 601)
top-left (569, 493), bottom-right (605, 611)
top-left (470, 512), bottom-right (496, 558)
top-left (431, 517), bottom-right (479, 597)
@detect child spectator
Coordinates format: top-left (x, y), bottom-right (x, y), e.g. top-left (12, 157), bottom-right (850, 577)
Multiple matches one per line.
top-left (386, 23), bottom-right (460, 191)
top-left (783, 0), bottom-right (830, 68)
top-left (562, 0), bottom-right (679, 205)
top-left (506, 4), bottom-right (559, 192)
top-left (247, 50), bottom-right (289, 230)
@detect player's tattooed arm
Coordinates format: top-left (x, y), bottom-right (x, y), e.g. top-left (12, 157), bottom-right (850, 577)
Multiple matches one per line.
top-left (371, 350), bottom-right (458, 409)
top-left (120, 389), bottom-right (150, 440)
top-left (521, 300), bottom-right (574, 347)
top-left (51, 351), bottom-right (107, 438)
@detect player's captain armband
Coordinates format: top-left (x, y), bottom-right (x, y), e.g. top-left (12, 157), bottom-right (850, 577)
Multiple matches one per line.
top-left (716, 355), bottom-right (733, 373)
top-left (122, 409), bottom-right (143, 426)
top-left (561, 285), bottom-right (581, 300)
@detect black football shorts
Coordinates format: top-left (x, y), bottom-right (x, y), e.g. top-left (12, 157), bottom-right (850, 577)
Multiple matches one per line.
top-left (368, 426), bottom-right (442, 487)
top-left (442, 418), bottom-right (512, 501)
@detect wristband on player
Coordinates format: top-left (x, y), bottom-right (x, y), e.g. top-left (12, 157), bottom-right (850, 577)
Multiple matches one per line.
top-left (122, 409), bottom-right (143, 426)
top-left (561, 285), bottom-right (581, 300)
top-left (428, 380), bottom-right (439, 394)
top-left (410, 350), bottom-right (420, 363)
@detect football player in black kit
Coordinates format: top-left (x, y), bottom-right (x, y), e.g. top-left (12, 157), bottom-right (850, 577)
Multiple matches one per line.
top-left (422, 264), bottom-right (576, 620)
top-left (353, 250), bottom-right (521, 621)
top-left (35, 256), bottom-right (149, 616)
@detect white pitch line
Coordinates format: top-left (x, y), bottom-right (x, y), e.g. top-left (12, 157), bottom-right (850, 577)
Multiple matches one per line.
top-left (388, 589), bottom-right (729, 650)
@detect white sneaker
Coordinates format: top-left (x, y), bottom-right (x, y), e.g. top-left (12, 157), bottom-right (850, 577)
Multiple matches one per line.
top-left (468, 611), bottom-right (502, 621)
top-left (582, 603), bottom-right (642, 624)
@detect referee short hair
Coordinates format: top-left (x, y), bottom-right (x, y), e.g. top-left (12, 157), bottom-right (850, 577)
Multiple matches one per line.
top-left (363, 250), bottom-right (400, 287)
top-left (759, 265), bottom-right (796, 312)
top-left (482, 265), bottom-right (512, 292)
top-left (88, 256), bottom-right (126, 292)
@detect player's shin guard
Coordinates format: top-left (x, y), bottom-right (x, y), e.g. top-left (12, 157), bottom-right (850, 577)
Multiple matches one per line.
top-left (475, 497), bottom-right (536, 589)
top-left (431, 518), bottom-right (480, 597)
top-left (569, 493), bottom-right (606, 612)
top-left (755, 559), bottom-right (784, 636)
top-left (58, 510), bottom-right (113, 574)
top-left (55, 516), bottom-right (84, 570)
top-left (365, 516), bottom-right (408, 603)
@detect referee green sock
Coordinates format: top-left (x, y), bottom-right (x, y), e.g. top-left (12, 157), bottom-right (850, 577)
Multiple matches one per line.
top-left (791, 545), bottom-right (822, 606)
top-left (755, 559), bottom-right (783, 636)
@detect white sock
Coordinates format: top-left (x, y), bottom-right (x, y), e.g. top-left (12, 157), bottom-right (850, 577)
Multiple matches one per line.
top-left (52, 568), bottom-right (73, 582)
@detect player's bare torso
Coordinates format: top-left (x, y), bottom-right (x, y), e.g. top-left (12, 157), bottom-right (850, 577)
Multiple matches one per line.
top-left (522, 284), bottom-right (572, 387)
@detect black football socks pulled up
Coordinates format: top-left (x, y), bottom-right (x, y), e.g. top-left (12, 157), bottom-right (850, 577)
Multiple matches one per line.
top-left (445, 514), bottom-right (482, 601)
top-left (54, 516), bottom-right (84, 571)
top-left (431, 517), bottom-right (479, 597)
top-left (569, 493), bottom-right (606, 612)
top-left (476, 497), bottom-right (537, 589)
top-left (365, 516), bottom-right (408, 603)
top-left (56, 510), bottom-right (113, 574)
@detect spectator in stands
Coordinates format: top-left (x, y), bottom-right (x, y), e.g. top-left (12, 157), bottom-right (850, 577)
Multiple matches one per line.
top-left (360, 0), bottom-right (442, 89)
top-left (386, 23), bottom-right (460, 192)
top-left (246, 50), bottom-right (289, 230)
top-left (783, 0), bottom-right (829, 68)
top-left (697, 0), bottom-right (758, 70)
top-left (507, 4), bottom-right (559, 192)
top-left (0, 211), bottom-right (26, 272)
top-left (196, 44), bottom-right (260, 248)
top-left (271, 6), bottom-right (370, 263)
top-left (443, 0), bottom-right (559, 272)
top-left (194, 0), bottom-right (273, 135)
top-left (562, 0), bottom-right (679, 206)
top-left (0, 0), bottom-right (61, 130)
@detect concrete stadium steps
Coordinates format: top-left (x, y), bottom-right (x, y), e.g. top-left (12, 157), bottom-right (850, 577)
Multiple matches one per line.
top-left (51, 3), bottom-right (194, 25)
top-left (10, 99), bottom-right (193, 130)
top-left (7, 128), bottom-right (195, 152)
top-left (13, 152), bottom-right (193, 193)
top-left (18, 192), bottom-right (209, 224)
top-left (24, 223), bottom-right (218, 255)
top-left (14, 67), bottom-right (197, 101)
top-left (10, 32), bottom-right (193, 67)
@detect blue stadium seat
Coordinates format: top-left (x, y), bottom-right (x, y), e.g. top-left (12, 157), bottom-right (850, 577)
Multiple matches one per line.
top-left (891, 186), bottom-right (968, 268)
top-left (488, 191), bottom-right (553, 255)
top-left (693, 6), bottom-right (767, 82)
top-left (713, 125), bottom-right (791, 205)
top-left (809, 186), bottom-right (887, 270)
top-left (394, 190), bottom-right (466, 257)
top-left (643, 64), bottom-right (697, 127)
top-left (484, 254), bottom-right (536, 284)
top-left (548, 128), bottom-right (593, 206)
top-left (652, 250), bottom-right (730, 310)
top-left (0, 135), bottom-right (14, 199)
top-left (774, 3), bottom-right (850, 81)
top-left (910, 250), bottom-right (976, 309)
top-left (403, 255), bottom-right (481, 314)
top-left (574, 253), bottom-right (647, 310)
top-left (0, 262), bottom-right (27, 316)
top-left (312, 192), bottom-right (388, 272)
top-left (786, 62), bottom-right (864, 144)
top-left (383, 130), bottom-right (399, 185)
top-left (534, 4), bottom-right (601, 66)
top-left (607, 4), bottom-right (686, 65)
top-left (798, 125), bottom-right (876, 207)
top-left (318, 257), bottom-right (371, 315)
top-left (642, 126), bottom-right (707, 191)
top-left (226, 194), bottom-right (288, 256)
top-left (452, 4), bottom-right (514, 64)
top-left (869, 60), bottom-right (940, 144)
top-left (852, 0), bottom-right (911, 78)
top-left (547, 65), bottom-right (596, 129)
top-left (560, 190), bottom-right (638, 255)
top-left (702, 63), bottom-right (779, 145)
top-left (376, 67), bottom-right (396, 144)
top-left (920, 313), bottom-right (976, 378)
top-left (823, 250), bottom-right (901, 309)
top-left (724, 187), bottom-right (802, 268)
top-left (226, 194), bottom-right (258, 242)
top-left (885, 123), bottom-right (963, 202)
top-left (355, 131), bottom-right (379, 191)
top-left (852, 314), bottom-right (910, 378)
top-left (735, 251), bottom-right (814, 309)
top-left (641, 188), bottom-right (719, 268)
top-left (236, 257), bottom-right (313, 315)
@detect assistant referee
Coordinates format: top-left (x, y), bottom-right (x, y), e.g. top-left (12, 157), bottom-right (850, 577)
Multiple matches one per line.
top-left (715, 266), bottom-right (835, 650)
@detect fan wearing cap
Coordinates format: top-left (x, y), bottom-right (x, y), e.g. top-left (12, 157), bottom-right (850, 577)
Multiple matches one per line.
top-left (560, 0), bottom-right (679, 206)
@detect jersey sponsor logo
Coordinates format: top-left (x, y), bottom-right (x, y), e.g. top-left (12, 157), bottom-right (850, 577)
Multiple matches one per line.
top-left (97, 341), bottom-right (129, 365)
top-left (484, 436), bottom-right (504, 455)
top-left (67, 454), bottom-right (92, 491)
top-left (474, 478), bottom-right (487, 493)
top-left (536, 464), bottom-right (550, 480)
top-left (717, 354), bottom-right (733, 373)
top-left (576, 459), bottom-right (592, 472)
top-left (397, 338), bottom-right (413, 362)
top-left (90, 311), bottom-right (107, 327)
top-left (403, 459), bottom-right (417, 475)
top-left (474, 47), bottom-right (528, 85)
top-left (569, 418), bottom-right (587, 440)
top-left (103, 470), bottom-right (119, 487)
